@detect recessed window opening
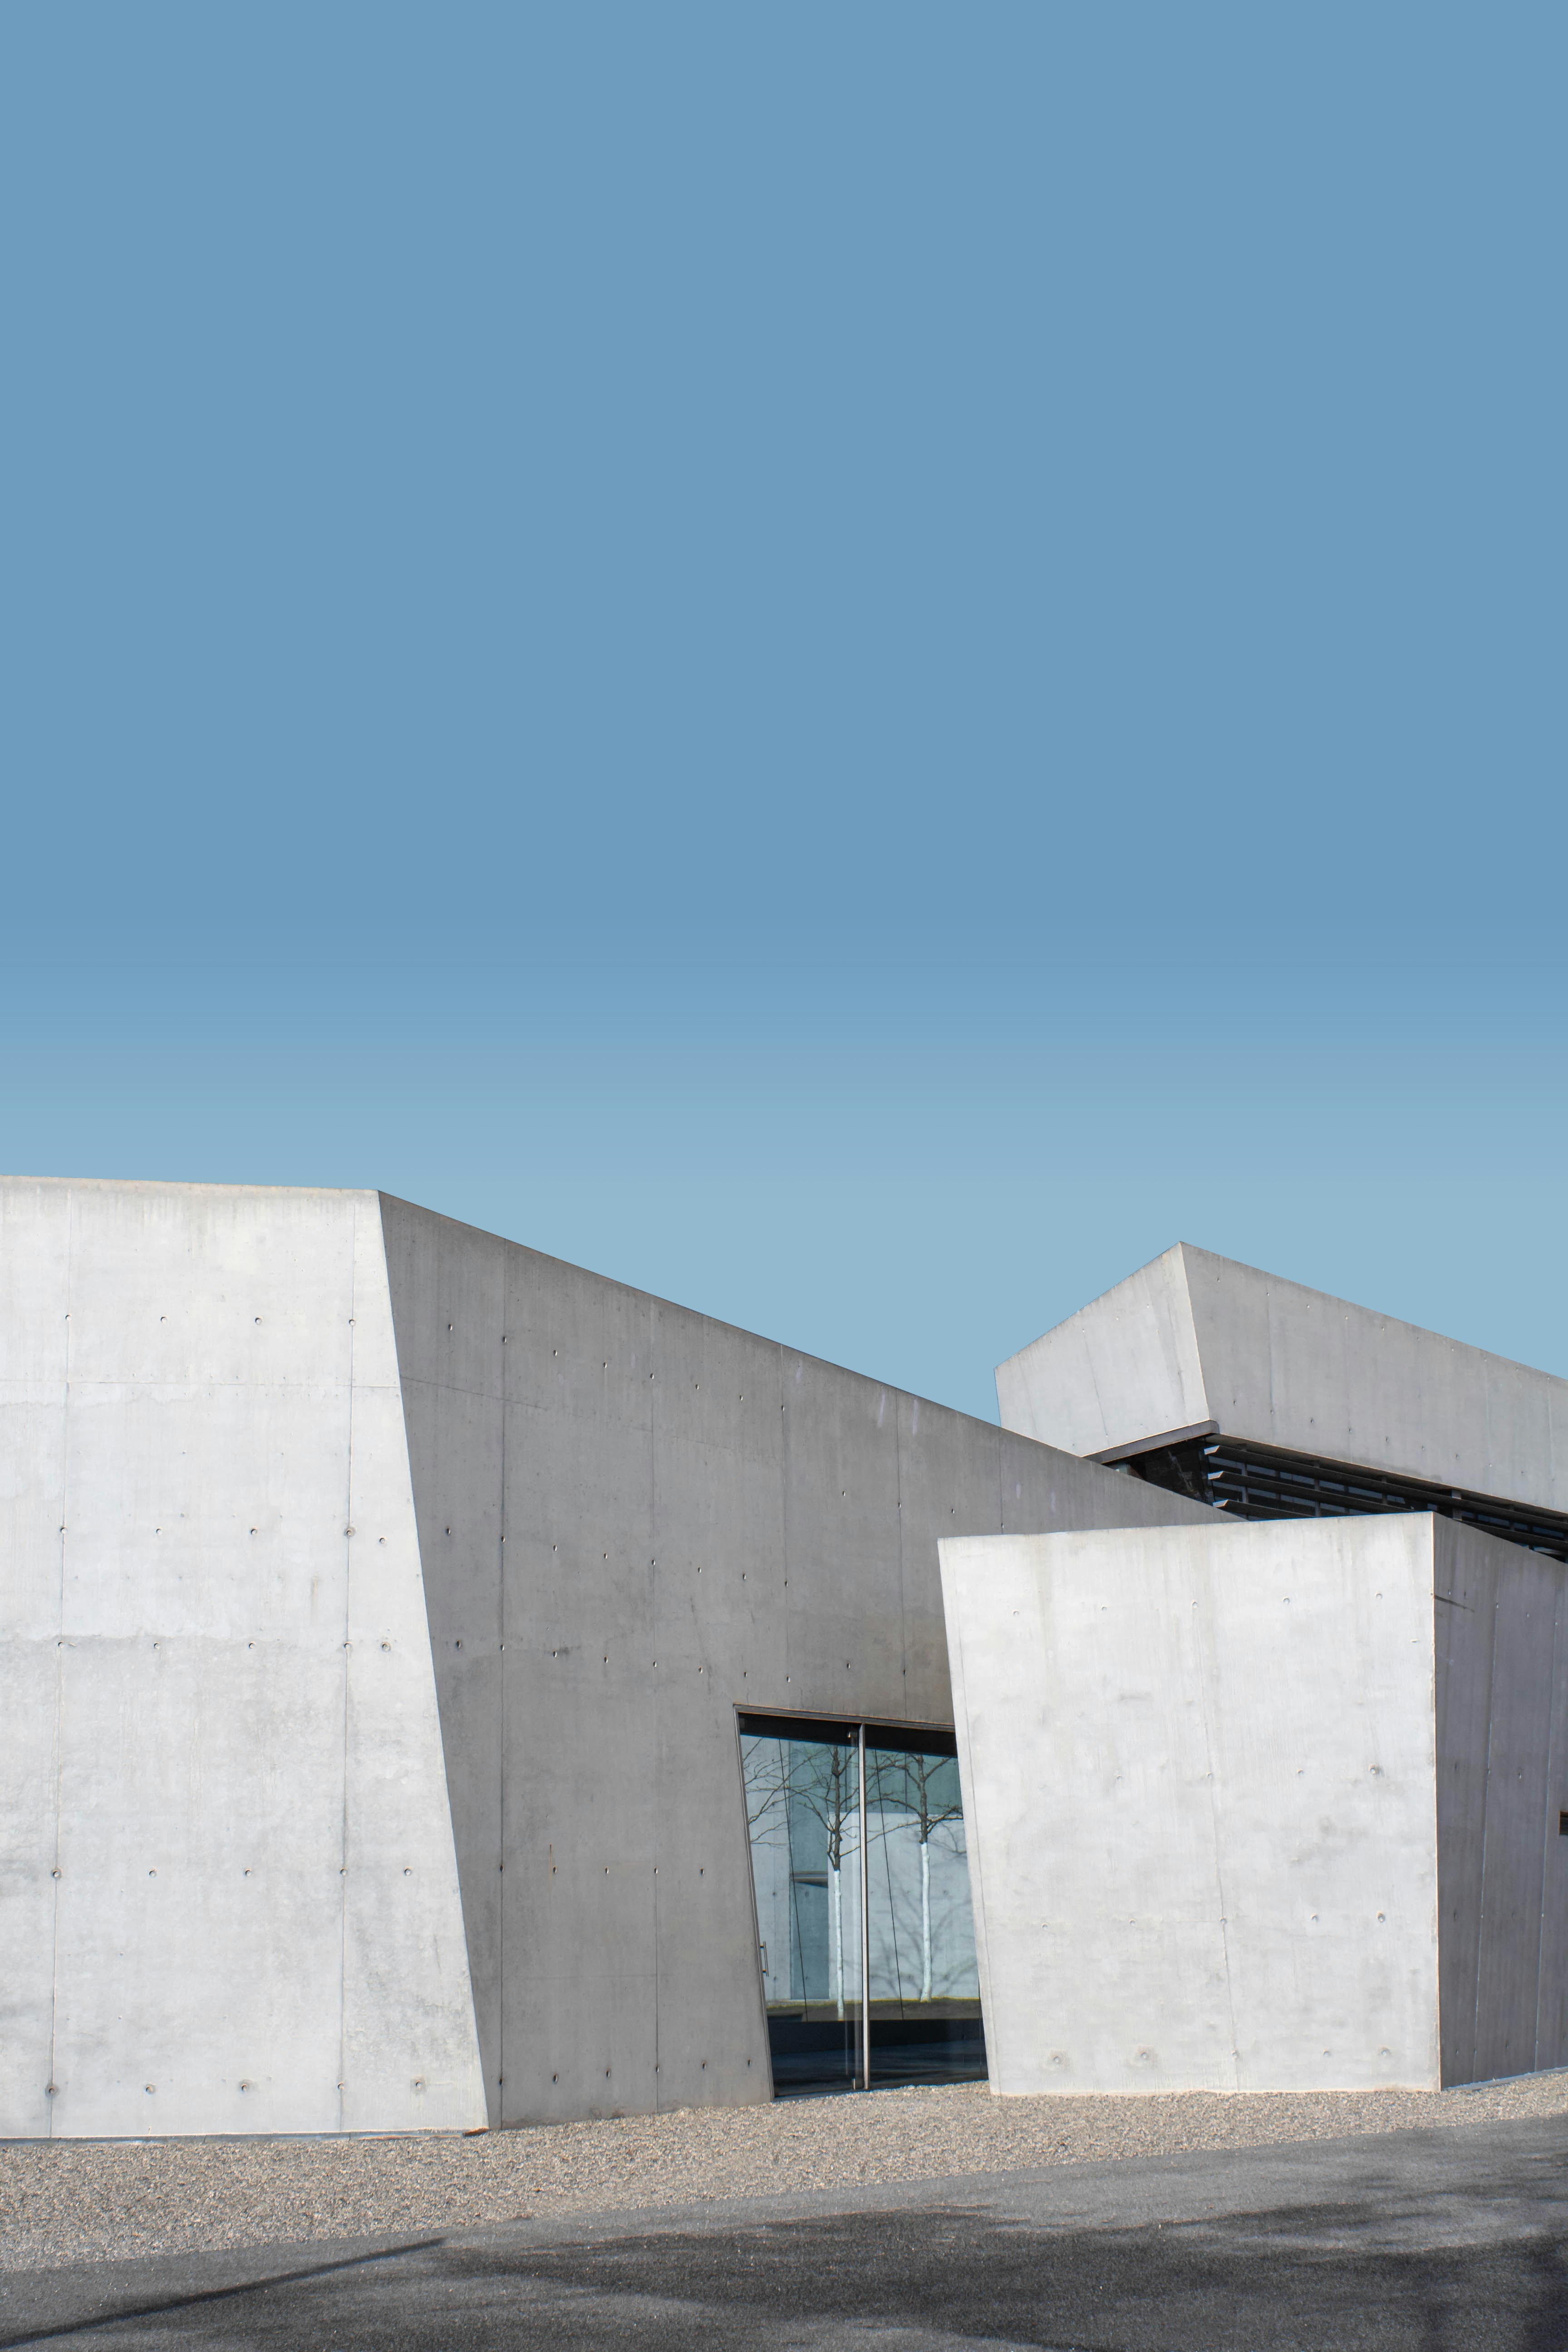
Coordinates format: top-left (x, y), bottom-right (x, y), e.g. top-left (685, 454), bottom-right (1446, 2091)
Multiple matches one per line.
top-left (738, 1710), bottom-right (985, 2098)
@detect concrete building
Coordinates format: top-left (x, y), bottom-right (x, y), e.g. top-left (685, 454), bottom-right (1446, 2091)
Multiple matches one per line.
top-left (1, 1178), bottom-right (1206, 2140)
top-left (6, 1195), bottom-right (1565, 2133)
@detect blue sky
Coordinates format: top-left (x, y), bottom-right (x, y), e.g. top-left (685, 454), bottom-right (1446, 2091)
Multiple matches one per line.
top-left (3, 4), bottom-right (1564, 1421)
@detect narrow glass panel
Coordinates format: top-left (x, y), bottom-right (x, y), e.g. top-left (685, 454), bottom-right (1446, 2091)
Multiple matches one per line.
top-left (864, 1743), bottom-right (985, 2085)
top-left (741, 1730), bottom-right (862, 2091)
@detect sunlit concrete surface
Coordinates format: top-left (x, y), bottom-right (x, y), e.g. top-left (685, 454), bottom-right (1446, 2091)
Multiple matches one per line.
top-left (942, 1513), bottom-right (1568, 2094)
top-left (0, 1179), bottom-right (486, 2140)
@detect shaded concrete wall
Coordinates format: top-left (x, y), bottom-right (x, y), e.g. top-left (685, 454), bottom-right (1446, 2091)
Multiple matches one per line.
top-left (998, 1243), bottom-right (1568, 1513)
top-left (0, 1178), bottom-right (485, 2139)
top-left (1434, 1520), bottom-right (1568, 2085)
top-left (942, 1517), bottom-right (1446, 2093)
top-left (378, 1195), bottom-right (1214, 2125)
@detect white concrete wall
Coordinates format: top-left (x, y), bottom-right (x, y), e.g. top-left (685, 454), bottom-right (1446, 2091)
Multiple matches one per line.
top-left (997, 1244), bottom-right (1568, 1514)
top-left (941, 1516), bottom-right (1443, 2093)
top-left (0, 1179), bottom-right (485, 2138)
top-left (995, 1246), bottom-right (1208, 1464)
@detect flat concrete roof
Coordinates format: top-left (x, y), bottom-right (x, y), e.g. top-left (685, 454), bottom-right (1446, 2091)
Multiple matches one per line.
top-left (995, 1243), bottom-right (1568, 1518)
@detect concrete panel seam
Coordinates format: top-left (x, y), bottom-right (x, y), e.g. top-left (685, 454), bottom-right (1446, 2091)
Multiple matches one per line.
top-left (947, 1567), bottom-right (995, 2089)
top-left (1470, 1583), bottom-right (1502, 2081)
top-left (497, 1260), bottom-right (508, 2133)
top-left (1189, 1543), bottom-right (1241, 2091)
top-left (46, 1186), bottom-right (78, 2137)
top-left (336, 1220), bottom-right (357, 2131)
top-left (1531, 1573), bottom-right (1561, 2069)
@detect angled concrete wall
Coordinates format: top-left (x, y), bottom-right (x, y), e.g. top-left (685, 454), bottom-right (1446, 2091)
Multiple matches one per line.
top-left (996, 1244), bottom-right (1568, 1513)
top-left (377, 1195), bottom-right (1215, 2126)
top-left (0, 1179), bottom-right (485, 2139)
top-left (941, 1514), bottom-right (1568, 2095)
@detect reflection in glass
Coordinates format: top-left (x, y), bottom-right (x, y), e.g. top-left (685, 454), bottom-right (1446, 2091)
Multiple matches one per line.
top-left (740, 1720), bottom-right (985, 2093)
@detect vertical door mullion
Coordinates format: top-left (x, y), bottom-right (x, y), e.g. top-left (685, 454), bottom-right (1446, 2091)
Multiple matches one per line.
top-left (858, 1721), bottom-right (869, 2090)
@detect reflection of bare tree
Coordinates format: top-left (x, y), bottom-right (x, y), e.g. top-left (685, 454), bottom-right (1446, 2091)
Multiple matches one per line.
top-left (742, 1736), bottom-right (792, 1842)
top-left (741, 1736), bottom-right (858, 2019)
top-left (870, 1752), bottom-right (963, 2001)
top-left (744, 1737), bottom-right (969, 2014)
top-left (791, 1744), bottom-right (856, 2019)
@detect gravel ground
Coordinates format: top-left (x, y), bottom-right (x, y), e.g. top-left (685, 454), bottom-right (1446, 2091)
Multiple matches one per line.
top-left (6, 2072), bottom-right (1568, 2274)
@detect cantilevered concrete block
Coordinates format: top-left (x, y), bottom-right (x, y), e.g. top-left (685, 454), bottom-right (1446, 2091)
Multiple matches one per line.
top-left (996, 1244), bottom-right (1568, 1516)
top-left (941, 1514), bottom-right (1568, 2094)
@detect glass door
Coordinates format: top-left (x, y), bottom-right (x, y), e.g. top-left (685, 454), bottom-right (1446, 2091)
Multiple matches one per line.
top-left (862, 1739), bottom-right (985, 2087)
top-left (740, 1713), bottom-right (985, 2094)
top-left (740, 1720), bottom-right (864, 2092)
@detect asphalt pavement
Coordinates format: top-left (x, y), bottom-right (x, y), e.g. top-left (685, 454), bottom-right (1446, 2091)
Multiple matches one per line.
top-left (5, 2109), bottom-right (1568, 2349)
